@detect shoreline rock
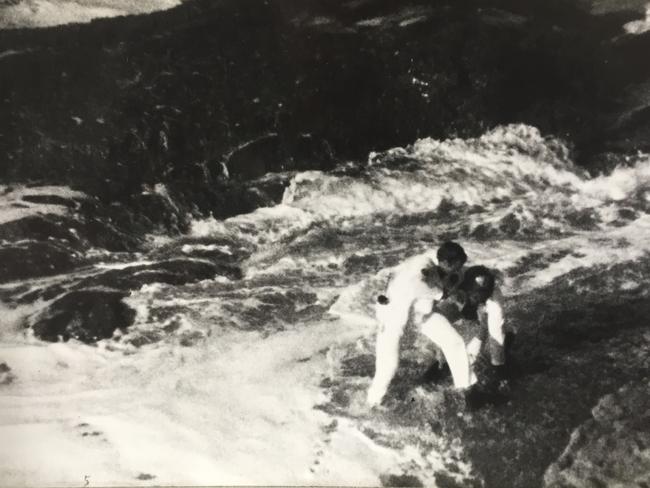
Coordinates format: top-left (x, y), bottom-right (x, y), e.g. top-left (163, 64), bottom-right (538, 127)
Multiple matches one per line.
top-left (544, 380), bottom-right (650, 487)
top-left (31, 288), bottom-right (136, 343)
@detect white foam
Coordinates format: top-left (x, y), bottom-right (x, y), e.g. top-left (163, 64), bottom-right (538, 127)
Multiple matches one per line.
top-left (0, 185), bottom-right (86, 225)
top-left (0, 0), bottom-right (184, 29)
top-left (581, 155), bottom-right (650, 201)
top-left (0, 315), bottom-right (408, 486)
top-left (95, 260), bottom-right (156, 270)
top-left (181, 243), bottom-right (232, 255)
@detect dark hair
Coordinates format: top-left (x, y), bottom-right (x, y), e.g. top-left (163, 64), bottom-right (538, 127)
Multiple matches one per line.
top-left (462, 265), bottom-right (495, 303)
top-left (437, 241), bottom-right (467, 266)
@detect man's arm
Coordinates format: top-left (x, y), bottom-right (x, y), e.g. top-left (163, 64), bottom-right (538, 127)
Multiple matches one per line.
top-left (485, 288), bottom-right (506, 366)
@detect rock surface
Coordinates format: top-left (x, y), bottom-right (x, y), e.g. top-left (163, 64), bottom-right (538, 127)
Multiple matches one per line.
top-left (0, 241), bottom-right (81, 283)
top-left (544, 380), bottom-right (650, 488)
top-left (31, 288), bottom-right (136, 343)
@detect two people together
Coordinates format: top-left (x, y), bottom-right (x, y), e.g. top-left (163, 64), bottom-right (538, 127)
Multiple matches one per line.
top-left (367, 241), bottom-right (511, 407)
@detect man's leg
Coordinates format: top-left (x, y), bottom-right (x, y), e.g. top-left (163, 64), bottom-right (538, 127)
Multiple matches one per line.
top-left (420, 313), bottom-right (474, 389)
top-left (367, 298), bottom-right (410, 406)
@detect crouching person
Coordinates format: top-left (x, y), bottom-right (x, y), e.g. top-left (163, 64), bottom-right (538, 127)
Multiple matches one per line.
top-left (423, 265), bottom-right (507, 386)
top-left (367, 242), bottom-right (508, 407)
top-left (367, 241), bottom-right (470, 406)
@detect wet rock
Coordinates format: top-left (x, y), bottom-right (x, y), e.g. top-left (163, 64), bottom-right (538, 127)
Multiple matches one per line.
top-left (380, 473), bottom-right (424, 487)
top-left (219, 287), bottom-right (322, 331)
top-left (498, 213), bottom-right (521, 235)
top-left (31, 288), bottom-right (136, 343)
top-left (15, 283), bottom-right (67, 305)
top-left (163, 179), bottom-right (287, 221)
top-left (0, 215), bottom-right (83, 246)
top-left (0, 241), bottom-right (80, 283)
top-left (80, 216), bottom-right (143, 252)
top-left (21, 194), bottom-right (80, 208)
top-left (178, 329), bottom-right (206, 347)
top-left (611, 207), bottom-right (640, 227)
top-left (74, 199), bottom-right (152, 251)
top-left (77, 259), bottom-right (242, 290)
top-left (564, 208), bottom-right (600, 230)
top-left (478, 8), bottom-right (528, 27)
top-left (135, 473), bottom-right (156, 481)
top-left (244, 172), bottom-right (294, 207)
top-left (343, 253), bottom-right (381, 274)
top-left (151, 236), bottom-right (253, 263)
top-left (224, 133), bottom-right (335, 181)
top-left (0, 363), bottom-right (16, 385)
top-left (544, 380), bottom-right (650, 488)
top-left (0, 208), bottom-right (143, 253)
top-left (506, 249), bottom-right (573, 277)
top-left (131, 190), bottom-right (189, 234)
top-left (469, 223), bottom-right (494, 241)
top-left (223, 133), bottom-right (289, 180)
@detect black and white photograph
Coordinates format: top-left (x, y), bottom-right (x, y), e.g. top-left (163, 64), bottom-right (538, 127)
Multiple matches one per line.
top-left (1, 0), bottom-right (649, 486)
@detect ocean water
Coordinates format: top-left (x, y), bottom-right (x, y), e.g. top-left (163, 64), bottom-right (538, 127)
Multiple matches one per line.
top-left (0, 124), bottom-right (649, 486)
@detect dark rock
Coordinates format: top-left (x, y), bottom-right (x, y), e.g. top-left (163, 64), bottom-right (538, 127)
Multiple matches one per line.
top-left (433, 472), bottom-right (473, 488)
top-left (130, 190), bottom-right (189, 234)
top-left (77, 259), bottom-right (242, 291)
top-left (218, 287), bottom-right (322, 331)
top-left (21, 194), bottom-right (80, 208)
top-left (0, 241), bottom-right (80, 283)
top-left (544, 380), bottom-right (650, 487)
top-left (506, 249), bottom-right (573, 277)
top-left (151, 236), bottom-right (253, 263)
top-left (178, 330), bottom-right (206, 347)
top-left (0, 215), bottom-right (83, 246)
top-left (0, 206), bottom-right (144, 253)
top-left (380, 473), bottom-right (424, 487)
top-left (31, 288), bottom-right (136, 343)
top-left (564, 208), bottom-right (600, 230)
top-left (343, 253), bottom-right (381, 274)
top-left (244, 172), bottom-right (294, 207)
top-left (135, 473), bottom-right (156, 481)
top-left (223, 133), bottom-right (335, 181)
top-left (75, 198), bottom-right (162, 251)
top-left (2, 0), bottom-right (650, 194)
top-left (16, 283), bottom-right (67, 305)
top-left (223, 134), bottom-right (288, 180)
top-left (469, 223), bottom-right (494, 241)
top-left (498, 213), bottom-right (521, 234)
top-left (80, 217), bottom-right (143, 252)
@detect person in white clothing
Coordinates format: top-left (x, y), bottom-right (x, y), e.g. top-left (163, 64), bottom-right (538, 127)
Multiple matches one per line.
top-left (367, 242), bottom-right (507, 407)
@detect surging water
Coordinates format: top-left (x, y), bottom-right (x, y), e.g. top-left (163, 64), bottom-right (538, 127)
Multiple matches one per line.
top-left (1, 124), bottom-right (649, 486)
top-left (0, 0), bottom-right (184, 29)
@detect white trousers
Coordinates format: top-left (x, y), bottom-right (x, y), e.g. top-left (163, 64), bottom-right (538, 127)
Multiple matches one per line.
top-left (367, 298), bottom-right (475, 406)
